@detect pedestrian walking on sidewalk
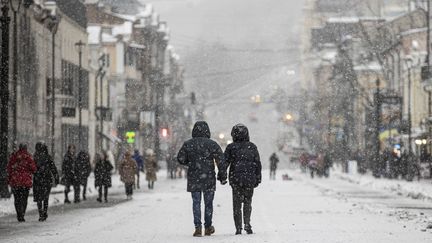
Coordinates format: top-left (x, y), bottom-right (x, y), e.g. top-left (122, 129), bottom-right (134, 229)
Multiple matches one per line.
top-left (33, 142), bottom-right (59, 221)
top-left (177, 121), bottom-right (226, 237)
top-left (269, 152), bottom-right (279, 180)
top-left (94, 151), bottom-right (113, 203)
top-left (61, 145), bottom-right (79, 204)
top-left (222, 124), bottom-right (262, 235)
top-left (145, 149), bottom-right (158, 190)
top-left (120, 151), bottom-right (138, 200)
top-left (7, 143), bottom-right (37, 222)
top-left (132, 149), bottom-right (144, 189)
top-left (76, 150), bottom-right (91, 200)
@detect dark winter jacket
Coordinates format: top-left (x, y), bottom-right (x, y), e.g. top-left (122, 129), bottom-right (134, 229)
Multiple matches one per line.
top-left (133, 151), bottom-right (144, 172)
top-left (33, 145), bottom-right (59, 202)
top-left (7, 148), bottom-right (37, 188)
top-left (223, 124), bottom-right (262, 188)
top-left (270, 153), bottom-right (279, 171)
top-left (75, 151), bottom-right (91, 185)
top-left (94, 159), bottom-right (113, 188)
top-left (61, 152), bottom-right (76, 185)
top-left (177, 121), bottom-right (225, 192)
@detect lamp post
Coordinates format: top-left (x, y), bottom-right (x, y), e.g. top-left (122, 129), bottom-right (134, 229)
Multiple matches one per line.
top-left (9, 0), bottom-right (21, 148)
top-left (75, 40), bottom-right (85, 151)
top-left (405, 57), bottom-right (414, 155)
top-left (0, 0), bottom-right (10, 198)
top-left (49, 12), bottom-right (59, 158)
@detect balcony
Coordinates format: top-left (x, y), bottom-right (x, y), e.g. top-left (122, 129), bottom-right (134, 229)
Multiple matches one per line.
top-left (95, 107), bottom-right (113, 122)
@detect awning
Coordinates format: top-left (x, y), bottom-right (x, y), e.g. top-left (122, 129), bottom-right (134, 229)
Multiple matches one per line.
top-left (101, 132), bottom-right (122, 144)
top-left (379, 129), bottom-right (399, 141)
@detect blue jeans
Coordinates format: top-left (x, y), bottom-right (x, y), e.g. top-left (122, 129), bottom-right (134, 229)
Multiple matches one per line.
top-left (191, 191), bottom-right (215, 228)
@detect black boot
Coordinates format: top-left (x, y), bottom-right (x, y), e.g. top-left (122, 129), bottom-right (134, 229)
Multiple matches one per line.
top-left (245, 225), bottom-right (253, 234)
top-left (235, 229), bottom-right (242, 235)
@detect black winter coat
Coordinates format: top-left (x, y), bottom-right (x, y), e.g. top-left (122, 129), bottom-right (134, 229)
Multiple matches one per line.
top-left (177, 121), bottom-right (225, 192)
top-left (223, 124), bottom-right (262, 188)
top-left (33, 153), bottom-right (59, 202)
top-left (61, 152), bottom-right (76, 185)
top-left (94, 159), bottom-right (113, 187)
top-left (75, 151), bottom-right (91, 185)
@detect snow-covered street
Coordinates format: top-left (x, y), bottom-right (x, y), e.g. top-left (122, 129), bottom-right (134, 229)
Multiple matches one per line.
top-left (1, 170), bottom-right (432, 243)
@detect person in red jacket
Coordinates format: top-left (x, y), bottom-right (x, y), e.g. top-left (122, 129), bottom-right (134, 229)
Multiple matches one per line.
top-left (7, 143), bottom-right (37, 222)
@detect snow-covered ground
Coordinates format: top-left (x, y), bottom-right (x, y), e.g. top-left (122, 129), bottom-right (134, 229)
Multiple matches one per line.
top-left (1, 170), bottom-right (432, 242)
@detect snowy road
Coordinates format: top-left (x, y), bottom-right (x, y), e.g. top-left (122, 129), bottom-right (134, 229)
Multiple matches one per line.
top-left (1, 171), bottom-right (432, 243)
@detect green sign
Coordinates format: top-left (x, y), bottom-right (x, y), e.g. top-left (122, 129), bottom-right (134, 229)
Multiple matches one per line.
top-left (125, 131), bottom-right (136, 144)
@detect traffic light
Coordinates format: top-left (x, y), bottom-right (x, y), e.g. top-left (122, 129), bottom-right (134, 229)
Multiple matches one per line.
top-left (161, 128), bottom-right (169, 138)
top-left (125, 131), bottom-right (136, 144)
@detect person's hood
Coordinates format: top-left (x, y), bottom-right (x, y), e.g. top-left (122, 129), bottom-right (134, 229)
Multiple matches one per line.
top-left (231, 124), bottom-right (250, 142)
top-left (192, 121), bottom-right (211, 138)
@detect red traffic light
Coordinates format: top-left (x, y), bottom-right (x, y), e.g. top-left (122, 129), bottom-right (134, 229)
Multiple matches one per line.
top-left (161, 128), bottom-right (169, 138)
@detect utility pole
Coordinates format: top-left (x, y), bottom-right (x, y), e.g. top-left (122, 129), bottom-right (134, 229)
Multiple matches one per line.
top-left (408, 66), bottom-right (413, 155)
top-left (50, 16), bottom-right (59, 157)
top-left (11, 1), bottom-right (21, 148)
top-left (75, 40), bottom-right (85, 151)
top-left (0, 1), bottom-right (10, 198)
top-left (374, 79), bottom-right (382, 177)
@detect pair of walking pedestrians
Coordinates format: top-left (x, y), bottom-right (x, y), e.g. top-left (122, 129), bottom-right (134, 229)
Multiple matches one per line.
top-left (178, 121), bottom-right (262, 237)
top-left (7, 143), bottom-right (59, 222)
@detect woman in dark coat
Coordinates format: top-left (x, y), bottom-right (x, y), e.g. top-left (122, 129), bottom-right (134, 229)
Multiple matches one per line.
top-left (94, 151), bottom-right (114, 203)
top-left (223, 124), bottom-right (262, 235)
top-left (33, 143), bottom-right (59, 221)
top-left (76, 151), bottom-right (91, 200)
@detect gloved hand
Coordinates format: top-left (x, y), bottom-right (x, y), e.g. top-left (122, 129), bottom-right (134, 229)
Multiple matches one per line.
top-left (220, 180), bottom-right (227, 185)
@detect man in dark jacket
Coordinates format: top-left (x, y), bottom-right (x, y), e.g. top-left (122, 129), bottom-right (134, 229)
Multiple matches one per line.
top-left (177, 121), bottom-right (226, 237)
top-left (222, 124), bottom-right (262, 235)
top-left (62, 145), bottom-right (78, 204)
top-left (33, 143), bottom-right (59, 221)
top-left (269, 152), bottom-right (279, 180)
top-left (133, 149), bottom-right (144, 189)
top-left (76, 151), bottom-right (91, 200)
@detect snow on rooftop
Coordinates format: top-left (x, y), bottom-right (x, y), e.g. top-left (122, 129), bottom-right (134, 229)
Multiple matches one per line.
top-left (327, 17), bottom-right (359, 24)
top-left (87, 26), bottom-right (101, 45)
top-left (111, 12), bottom-right (137, 22)
top-left (354, 62), bottom-right (382, 71)
top-left (113, 21), bottom-right (133, 37)
top-left (137, 4), bottom-right (153, 18)
top-left (102, 33), bottom-right (117, 43)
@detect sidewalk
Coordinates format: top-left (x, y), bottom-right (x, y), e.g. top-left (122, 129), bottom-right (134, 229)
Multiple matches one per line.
top-left (331, 165), bottom-right (432, 202)
top-left (0, 174), bottom-right (126, 218)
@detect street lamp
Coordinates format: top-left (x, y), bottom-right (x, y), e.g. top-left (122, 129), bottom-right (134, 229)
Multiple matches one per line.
top-left (404, 56), bottom-right (414, 155)
top-left (0, 0), bottom-right (11, 198)
top-left (75, 40), bottom-right (85, 151)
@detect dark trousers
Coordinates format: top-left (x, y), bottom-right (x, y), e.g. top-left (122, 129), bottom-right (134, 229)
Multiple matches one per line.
top-left (191, 191), bottom-right (215, 228)
top-left (37, 199), bottom-right (49, 218)
top-left (98, 186), bottom-right (108, 200)
top-left (64, 183), bottom-right (81, 202)
top-left (125, 183), bottom-right (134, 196)
top-left (82, 180), bottom-right (87, 199)
top-left (270, 169), bottom-right (276, 180)
top-left (12, 187), bottom-right (30, 220)
top-left (232, 186), bottom-right (254, 230)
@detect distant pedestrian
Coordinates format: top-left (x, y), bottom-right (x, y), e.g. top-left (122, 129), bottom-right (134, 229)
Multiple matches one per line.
top-left (33, 142), bottom-right (59, 221)
top-left (167, 146), bottom-right (178, 179)
top-left (94, 151), bottom-right (113, 203)
top-left (61, 145), bottom-right (79, 203)
top-left (120, 151), bottom-right (138, 199)
top-left (76, 150), bottom-right (91, 200)
top-left (7, 143), bottom-right (37, 222)
top-left (269, 152), bottom-right (279, 180)
top-left (132, 149), bottom-right (144, 189)
top-left (145, 149), bottom-right (158, 190)
top-left (223, 124), bottom-right (262, 235)
top-left (323, 152), bottom-right (332, 178)
top-left (177, 121), bottom-right (226, 237)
